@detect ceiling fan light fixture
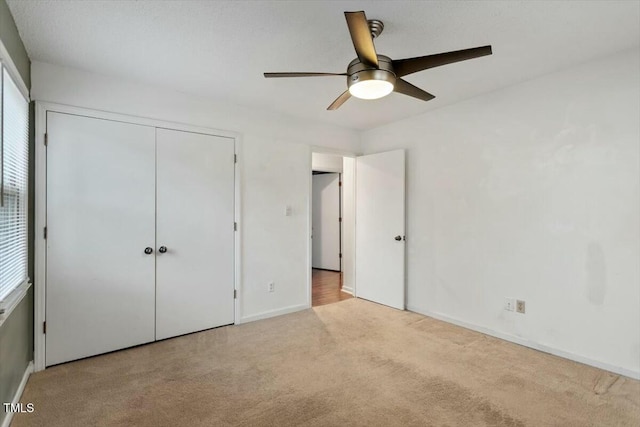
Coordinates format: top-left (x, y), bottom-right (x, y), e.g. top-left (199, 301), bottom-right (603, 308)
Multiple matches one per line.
top-left (347, 69), bottom-right (396, 100)
top-left (349, 79), bottom-right (394, 100)
top-left (263, 10), bottom-right (492, 110)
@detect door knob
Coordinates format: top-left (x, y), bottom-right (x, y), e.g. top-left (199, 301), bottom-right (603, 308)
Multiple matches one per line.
top-left (144, 247), bottom-right (153, 254)
top-left (158, 246), bottom-right (167, 253)
top-left (394, 235), bottom-right (402, 241)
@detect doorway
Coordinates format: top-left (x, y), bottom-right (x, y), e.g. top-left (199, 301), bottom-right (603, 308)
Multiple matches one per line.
top-left (309, 149), bottom-right (406, 310)
top-left (311, 152), bottom-right (354, 307)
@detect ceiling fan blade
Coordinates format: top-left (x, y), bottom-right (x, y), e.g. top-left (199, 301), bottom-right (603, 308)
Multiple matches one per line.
top-left (344, 11), bottom-right (378, 68)
top-left (393, 79), bottom-right (435, 102)
top-left (327, 90), bottom-right (352, 110)
top-left (264, 72), bottom-right (346, 78)
top-left (392, 45), bottom-right (492, 77)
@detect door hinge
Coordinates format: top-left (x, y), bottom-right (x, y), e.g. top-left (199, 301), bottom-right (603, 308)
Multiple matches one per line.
top-left (44, 133), bottom-right (48, 146)
top-left (339, 217), bottom-right (342, 222)
top-left (339, 181), bottom-right (342, 187)
top-left (234, 222), bottom-right (237, 231)
top-left (234, 154), bottom-right (237, 163)
top-left (339, 253), bottom-right (342, 258)
top-left (43, 321), bottom-right (46, 334)
top-left (234, 289), bottom-right (237, 299)
top-left (43, 227), bottom-right (47, 239)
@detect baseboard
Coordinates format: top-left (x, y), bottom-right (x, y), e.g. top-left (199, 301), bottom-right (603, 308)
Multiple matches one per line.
top-left (408, 306), bottom-right (640, 380)
top-left (311, 268), bottom-right (340, 273)
top-left (239, 304), bottom-right (309, 324)
top-left (1, 361), bottom-right (34, 427)
top-left (341, 286), bottom-right (353, 295)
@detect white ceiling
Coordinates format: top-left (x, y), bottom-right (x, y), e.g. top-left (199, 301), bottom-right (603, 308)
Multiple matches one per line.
top-left (7, 0), bottom-right (640, 131)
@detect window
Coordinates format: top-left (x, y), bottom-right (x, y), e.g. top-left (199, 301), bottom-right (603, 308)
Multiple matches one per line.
top-left (0, 65), bottom-right (29, 303)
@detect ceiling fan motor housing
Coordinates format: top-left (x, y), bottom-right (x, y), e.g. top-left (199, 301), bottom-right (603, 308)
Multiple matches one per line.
top-left (347, 55), bottom-right (396, 89)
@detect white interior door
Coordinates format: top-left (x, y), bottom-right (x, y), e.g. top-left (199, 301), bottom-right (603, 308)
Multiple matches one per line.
top-left (355, 149), bottom-right (405, 309)
top-left (155, 129), bottom-right (235, 340)
top-left (312, 173), bottom-right (341, 271)
top-left (46, 112), bottom-right (156, 366)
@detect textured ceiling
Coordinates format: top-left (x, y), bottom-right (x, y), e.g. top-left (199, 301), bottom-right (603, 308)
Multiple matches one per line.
top-left (7, 0), bottom-right (640, 131)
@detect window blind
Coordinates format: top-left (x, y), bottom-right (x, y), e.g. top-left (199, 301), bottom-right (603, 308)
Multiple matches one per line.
top-left (0, 66), bottom-right (29, 302)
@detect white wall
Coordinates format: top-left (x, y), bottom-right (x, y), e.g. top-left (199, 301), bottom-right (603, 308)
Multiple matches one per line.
top-left (31, 61), bottom-right (360, 323)
top-left (362, 49), bottom-right (640, 378)
top-left (312, 152), bottom-right (343, 173)
top-left (341, 157), bottom-right (356, 294)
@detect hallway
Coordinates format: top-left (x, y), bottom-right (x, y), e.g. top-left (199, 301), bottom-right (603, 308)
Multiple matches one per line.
top-left (312, 269), bottom-right (353, 307)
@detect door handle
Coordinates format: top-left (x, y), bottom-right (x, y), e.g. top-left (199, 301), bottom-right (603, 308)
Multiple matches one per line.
top-left (144, 247), bottom-right (153, 255)
top-left (394, 235), bottom-right (402, 241)
top-left (158, 246), bottom-right (167, 254)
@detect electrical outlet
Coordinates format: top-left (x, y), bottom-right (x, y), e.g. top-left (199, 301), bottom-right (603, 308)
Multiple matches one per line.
top-left (516, 300), bottom-right (526, 314)
top-left (268, 282), bottom-right (275, 292)
top-left (504, 298), bottom-right (515, 312)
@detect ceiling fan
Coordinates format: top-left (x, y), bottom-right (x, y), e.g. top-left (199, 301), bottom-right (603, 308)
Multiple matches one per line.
top-left (264, 11), bottom-right (492, 110)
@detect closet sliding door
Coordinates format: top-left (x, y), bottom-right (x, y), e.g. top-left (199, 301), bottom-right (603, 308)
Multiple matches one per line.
top-left (46, 112), bottom-right (157, 366)
top-left (155, 129), bottom-right (235, 340)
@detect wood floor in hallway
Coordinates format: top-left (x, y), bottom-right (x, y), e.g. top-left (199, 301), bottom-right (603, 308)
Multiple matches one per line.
top-left (312, 269), bottom-right (352, 307)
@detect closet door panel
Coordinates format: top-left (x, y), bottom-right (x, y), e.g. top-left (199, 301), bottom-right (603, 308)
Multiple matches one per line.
top-left (46, 112), bottom-right (156, 366)
top-left (155, 129), bottom-right (235, 340)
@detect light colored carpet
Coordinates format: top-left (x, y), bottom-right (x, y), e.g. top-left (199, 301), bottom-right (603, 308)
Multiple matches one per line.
top-left (12, 299), bottom-right (640, 426)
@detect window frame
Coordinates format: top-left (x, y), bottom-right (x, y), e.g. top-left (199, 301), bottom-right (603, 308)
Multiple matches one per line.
top-left (0, 55), bottom-right (32, 325)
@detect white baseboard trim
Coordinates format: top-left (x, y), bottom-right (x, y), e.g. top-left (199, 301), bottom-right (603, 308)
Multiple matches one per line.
top-left (1, 361), bottom-right (34, 427)
top-left (341, 286), bottom-right (354, 295)
top-left (408, 306), bottom-right (640, 380)
top-left (239, 304), bottom-right (309, 324)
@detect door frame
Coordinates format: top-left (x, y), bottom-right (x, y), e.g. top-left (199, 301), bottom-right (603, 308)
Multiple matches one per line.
top-left (34, 102), bottom-right (242, 371)
top-left (308, 148), bottom-right (357, 307)
top-left (311, 171), bottom-right (341, 272)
